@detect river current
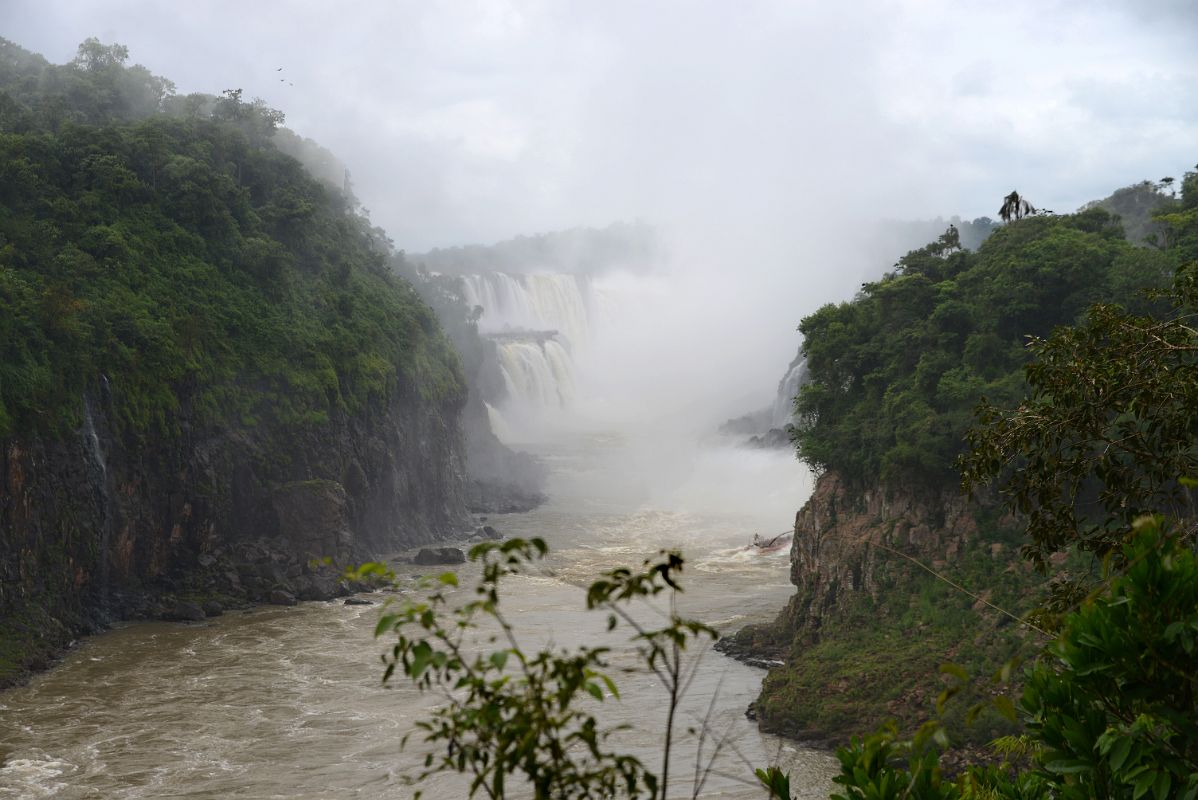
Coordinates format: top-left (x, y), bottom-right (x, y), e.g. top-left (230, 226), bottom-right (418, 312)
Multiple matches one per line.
top-left (0, 433), bottom-right (836, 799)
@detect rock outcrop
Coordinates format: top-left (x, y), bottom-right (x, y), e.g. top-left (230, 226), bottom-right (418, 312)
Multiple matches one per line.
top-left (0, 378), bottom-right (471, 686)
top-left (719, 470), bottom-right (1036, 745)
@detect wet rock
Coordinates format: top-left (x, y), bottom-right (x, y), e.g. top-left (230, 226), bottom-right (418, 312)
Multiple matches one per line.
top-left (163, 601), bottom-right (206, 622)
top-left (481, 526), bottom-right (501, 540)
top-left (742, 427), bottom-right (792, 449)
top-left (344, 597), bottom-right (374, 606)
top-left (202, 600), bottom-right (224, 617)
top-left (293, 574), bottom-right (341, 601)
top-left (272, 480), bottom-right (353, 564)
top-left (197, 553), bottom-right (217, 568)
top-left (413, 547), bottom-right (466, 566)
top-left (466, 480), bottom-right (547, 514)
top-left (269, 589), bottom-right (297, 606)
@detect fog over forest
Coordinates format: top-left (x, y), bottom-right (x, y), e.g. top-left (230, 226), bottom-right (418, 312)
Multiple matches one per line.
top-left (2, 4), bottom-right (1198, 797)
top-left (5, 1), bottom-right (1196, 416)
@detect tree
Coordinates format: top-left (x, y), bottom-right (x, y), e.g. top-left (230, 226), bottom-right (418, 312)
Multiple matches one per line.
top-left (363, 538), bottom-right (720, 799)
top-left (71, 37), bottom-right (129, 72)
top-left (959, 263), bottom-right (1198, 569)
top-left (998, 190), bottom-right (1037, 223)
top-left (811, 519), bottom-right (1198, 800)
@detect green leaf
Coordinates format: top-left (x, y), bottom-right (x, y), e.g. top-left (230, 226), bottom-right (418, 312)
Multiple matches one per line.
top-left (374, 613), bottom-right (398, 638)
top-left (1153, 772), bottom-right (1172, 800)
top-left (489, 650), bottom-right (509, 671)
top-left (1108, 735), bottom-right (1132, 771)
top-left (410, 641), bottom-right (433, 679)
top-left (939, 662), bottom-right (969, 682)
top-left (1045, 759), bottom-right (1091, 775)
top-left (1133, 772), bottom-right (1155, 800)
top-left (992, 694), bottom-right (1017, 722)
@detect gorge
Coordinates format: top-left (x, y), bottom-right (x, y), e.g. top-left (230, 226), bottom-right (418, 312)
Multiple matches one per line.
top-left (2, 11), bottom-right (1197, 800)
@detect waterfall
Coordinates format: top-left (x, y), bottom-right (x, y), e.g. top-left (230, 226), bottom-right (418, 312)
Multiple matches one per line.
top-left (82, 395), bottom-right (113, 611)
top-left (460, 272), bottom-right (595, 345)
top-left (771, 357), bottom-right (808, 428)
top-left (495, 335), bottom-right (577, 410)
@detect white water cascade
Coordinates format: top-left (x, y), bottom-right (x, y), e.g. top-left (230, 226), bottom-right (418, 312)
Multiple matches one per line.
top-left (460, 272), bottom-right (596, 346)
top-left (459, 272), bottom-right (598, 438)
top-left (771, 357), bottom-right (808, 428)
top-left (493, 334), bottom-right (577, 412)
top-left (82, 395), bottom-right (113, 609)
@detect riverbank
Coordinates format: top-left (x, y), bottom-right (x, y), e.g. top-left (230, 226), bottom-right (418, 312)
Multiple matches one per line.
top-left (0, 436), bottom-right (837, 799)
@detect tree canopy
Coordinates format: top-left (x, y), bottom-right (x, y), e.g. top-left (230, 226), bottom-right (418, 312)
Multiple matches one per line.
top-left (791, 198), bottom-right (1183, 490)
top-left (0, 38), bottom-right (461, 439)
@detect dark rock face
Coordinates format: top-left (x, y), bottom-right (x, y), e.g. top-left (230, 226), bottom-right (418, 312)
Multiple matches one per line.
top-left (722, 471), bottom-right (1029, 745)
top-left (269, 589), bottom-right (298, 607)
top-left (744, 428), bottom-right (792, 450)
top-left (782, 472), bottom-right (977, 632)
top-left (459, 387), bottom-right (547, 515)
top-left (413, 547), bottom-right (466, 566)
top-left (0, 380), bottom-right (470, 687)
top-left (465, 479), bottom-right (547, 514)
top-left (163, 601), bottom-right (206, 622)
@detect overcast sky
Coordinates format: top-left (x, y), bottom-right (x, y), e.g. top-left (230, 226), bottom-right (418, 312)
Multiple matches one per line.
top-left (5, 0), bottom-right (1196, 253)
top-left (5, 1), bottom-right (1197, 417)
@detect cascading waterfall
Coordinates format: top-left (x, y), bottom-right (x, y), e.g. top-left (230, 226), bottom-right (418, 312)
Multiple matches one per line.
top-left (771, 357), bottom-right (808, 429)
top-left (460, 272), bottom-right (595, 346)
top-left (82, 395), bottom-right (113, 611)
top-left (494, 335), bottom-right (577, 410)
top-left (457, 271), bottom-right (596, 438)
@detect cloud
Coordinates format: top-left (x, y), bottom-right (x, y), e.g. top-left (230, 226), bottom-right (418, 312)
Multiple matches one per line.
top-left (2, 0), bottom-right (1196, 412)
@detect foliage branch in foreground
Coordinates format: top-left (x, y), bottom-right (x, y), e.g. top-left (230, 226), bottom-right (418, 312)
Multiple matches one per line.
top-left (960, 263), bottom-right (1198, 569)
top-left (810, 519), bottom-right (1198, 800)
top-left (359, 538), bottom-right (718, 800)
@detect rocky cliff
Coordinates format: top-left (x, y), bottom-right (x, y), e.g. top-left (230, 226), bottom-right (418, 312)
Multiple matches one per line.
top-left (720, 471), bottom-right (1038, 745)
top-left (0, 377), bottom-right (470, 686)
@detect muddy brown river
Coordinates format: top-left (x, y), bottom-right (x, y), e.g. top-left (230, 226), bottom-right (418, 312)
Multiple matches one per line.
top-left (0, 435), bottom-right (837, 798)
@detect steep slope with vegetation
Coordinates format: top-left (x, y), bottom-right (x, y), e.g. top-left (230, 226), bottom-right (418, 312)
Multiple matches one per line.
top-left (723, 181), bottom-right (1189, 746)
top-left (817, 174), bottom-right (1198, 799)
top-left (393, 257), bottom-right (547, 513)
top-left (0, 39), bottom-right (470, 685)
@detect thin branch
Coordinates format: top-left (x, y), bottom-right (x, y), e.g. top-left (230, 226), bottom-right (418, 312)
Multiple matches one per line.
top-left (869, 540), bottom-right (1052, 637)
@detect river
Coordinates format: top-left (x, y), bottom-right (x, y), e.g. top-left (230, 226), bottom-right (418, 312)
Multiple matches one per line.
top-left (0, 433), bottom-right (837, 799)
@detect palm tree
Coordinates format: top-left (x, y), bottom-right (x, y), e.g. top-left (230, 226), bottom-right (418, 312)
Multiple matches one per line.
top-left (998, 190), bottom-right (1037, 223)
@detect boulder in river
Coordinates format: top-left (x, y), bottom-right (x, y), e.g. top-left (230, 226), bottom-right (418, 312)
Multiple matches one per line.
top-left (163, 601), bottom-right (206, 622)
top-left (269, 589), bottom-right (298, 606)
top-left (202, 600), bottom-right (224, 617)
top-left (413, 547), bottom-right (466, 566)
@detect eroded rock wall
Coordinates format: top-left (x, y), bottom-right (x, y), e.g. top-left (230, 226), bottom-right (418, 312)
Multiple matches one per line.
top-left (0, 379), bottom-right (470, 684)
top-left (719, 470), bottom-right (1032, 744)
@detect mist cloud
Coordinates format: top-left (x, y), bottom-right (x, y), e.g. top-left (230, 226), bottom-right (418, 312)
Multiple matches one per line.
top-left (4, 0), bottom-right (1196, 416)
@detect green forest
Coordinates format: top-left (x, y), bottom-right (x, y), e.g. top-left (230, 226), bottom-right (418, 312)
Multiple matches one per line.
top-left (792, 198), bottom-right (1186, 489)
top-left (2, 28), bottom-right (1197, 800)
top-left (773, 174), bottom-right (1198, 798)
top-left (0, 37), bottom-right (460, 442)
